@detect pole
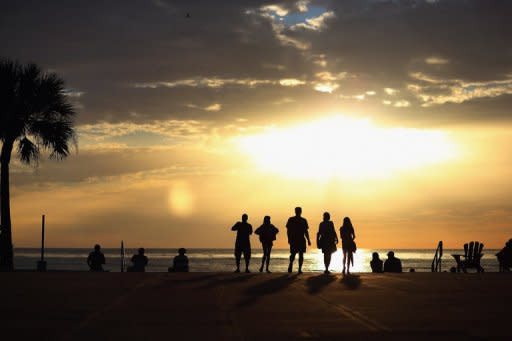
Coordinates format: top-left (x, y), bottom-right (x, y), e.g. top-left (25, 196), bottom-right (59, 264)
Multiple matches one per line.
top-left (41, 215), bottom-right (45, 262)
top-left (37, 214), bottom-right (47, 271)
top-left (121, 240), bottom-right (124, 272)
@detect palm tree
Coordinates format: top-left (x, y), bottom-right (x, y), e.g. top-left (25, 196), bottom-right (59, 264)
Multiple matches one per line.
top-left (0, 59), bottom-right (76, 271)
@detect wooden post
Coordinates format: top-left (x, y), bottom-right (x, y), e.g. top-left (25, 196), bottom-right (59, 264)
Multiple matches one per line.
top-left (37, 215), bottom-right (47, 271)
top-left (121, 240), bottom-right (125, 272)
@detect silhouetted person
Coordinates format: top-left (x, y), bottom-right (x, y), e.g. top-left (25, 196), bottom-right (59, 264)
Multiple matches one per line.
top-left (317, 212), bottom-right (338, 274)
top-left (87, 244), bottom-right (105, 271)
top-left (340, 217), bottom-right (356, 275)
top-left (286, 207), bottom-right (311, 274)
top-left (370, 252), bottom-right (383, 273)
top-left (169, 248), bottom-right (189, 272)
top-left (255, 216), bottom-right (279, 273)
top-left (384, 251), bottom-right (402, 273)
top-left (128, 248), bottom-right (148, 272)
top-left (231, 213), bottom-right (253, 273)
top-left (496, 239), bottom-right (512, 272)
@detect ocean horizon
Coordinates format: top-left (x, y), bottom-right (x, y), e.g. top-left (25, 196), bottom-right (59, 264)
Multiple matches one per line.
top-left (13, 247), bottom-right (501, 273)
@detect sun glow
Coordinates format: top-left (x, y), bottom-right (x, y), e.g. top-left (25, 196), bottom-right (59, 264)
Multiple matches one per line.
top-left (237, 116), bottom-right (459, 180)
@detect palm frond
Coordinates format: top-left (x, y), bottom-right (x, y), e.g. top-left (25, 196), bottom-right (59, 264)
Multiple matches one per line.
top-left (0, 58), bottom-right (77, 162)
top-left (17, 137), bottom-right (40, 165)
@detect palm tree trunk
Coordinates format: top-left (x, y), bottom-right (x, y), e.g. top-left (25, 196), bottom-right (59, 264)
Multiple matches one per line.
top-left (0, 139), bottom-right (14, 271)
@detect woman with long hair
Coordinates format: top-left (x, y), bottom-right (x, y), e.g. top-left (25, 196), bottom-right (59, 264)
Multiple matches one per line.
top-left (339, 217), bottom-right (356, 275)
top-left (255, 216), bottom-right (279, 273)
top-left (317, 212), bottom-right (338, 274)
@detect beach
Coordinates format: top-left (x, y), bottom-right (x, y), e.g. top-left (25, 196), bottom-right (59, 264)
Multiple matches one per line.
top-left (1, 272), bottom-right (510, 340)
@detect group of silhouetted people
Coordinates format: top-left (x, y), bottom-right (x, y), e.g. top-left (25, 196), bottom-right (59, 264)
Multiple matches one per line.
top-left (87, 245), bottom-right (189, 272)
top-left (231, 207), bottom-right (361, 274)
top-left (370, 251), bottom-right (402, 273)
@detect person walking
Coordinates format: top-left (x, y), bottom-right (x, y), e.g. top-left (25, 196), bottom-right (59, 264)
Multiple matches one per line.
top-left (255, 216), bottom-right (279, 273)
top-left (231, 213), bottom-right (253, 273)
top-left (317, 212), bottom-right (338, 274)
top-left (286, 207), bottom-right (311, 274)
top-left (339, 217), bottom-right (356, 275)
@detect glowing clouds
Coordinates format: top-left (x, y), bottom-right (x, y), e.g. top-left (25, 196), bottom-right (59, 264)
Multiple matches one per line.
top-left (168, 182), bottom-right (195, 216)
top-left (236, 116), bottom-right (460, 180)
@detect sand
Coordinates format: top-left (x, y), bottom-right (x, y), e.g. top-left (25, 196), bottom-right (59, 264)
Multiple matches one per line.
top-left (0, 272), bottom-right (510, 340)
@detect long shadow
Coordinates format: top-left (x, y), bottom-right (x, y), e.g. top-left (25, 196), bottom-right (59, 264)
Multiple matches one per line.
top-left (199, 273), bottom-right (257, 290)
top-left (306, 273), bottom-right (336, 294)
top-left (236, 274), bottom-right (299, 307)
top-left (340, 274), bottom-right (362, 290)
top-left (163, 273), bottom-right (223, 286)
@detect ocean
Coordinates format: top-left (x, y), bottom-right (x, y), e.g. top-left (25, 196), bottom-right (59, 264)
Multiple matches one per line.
top-left (13, 247), bottom-right (502, 272)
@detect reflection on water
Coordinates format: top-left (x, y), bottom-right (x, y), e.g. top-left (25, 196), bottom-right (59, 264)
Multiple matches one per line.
top-left (13, 248), bottom-right (501, 272)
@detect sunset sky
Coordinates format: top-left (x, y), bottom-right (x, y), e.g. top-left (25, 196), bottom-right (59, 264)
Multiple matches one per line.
top-left (1, 0), bottom-right (511, 249)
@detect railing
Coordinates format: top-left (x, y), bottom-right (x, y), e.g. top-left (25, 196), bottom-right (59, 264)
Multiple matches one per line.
top-left (431, 241), bottom-right (443, 272)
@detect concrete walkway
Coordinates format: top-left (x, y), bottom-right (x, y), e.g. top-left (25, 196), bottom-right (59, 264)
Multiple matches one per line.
top-left (0, 272), bottom-right (510, 340)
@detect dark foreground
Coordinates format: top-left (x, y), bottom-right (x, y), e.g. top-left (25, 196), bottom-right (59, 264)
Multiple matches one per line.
top-left (0, 272), bottom-right (510, 340)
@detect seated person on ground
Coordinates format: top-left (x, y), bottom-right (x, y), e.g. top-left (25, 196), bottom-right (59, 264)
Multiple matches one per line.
top-left (496, 239), bottom-right (512, 271)
top-left (169, 248), bottom-right (189, 272)
top-left (370, 252), bottom-right (383, 273)
top-left (87, 244), bottom-right (105, 271)
top-left (128, 248), bottom-right (148, 272)
top-left (384, 251), bottom-right (402, 273)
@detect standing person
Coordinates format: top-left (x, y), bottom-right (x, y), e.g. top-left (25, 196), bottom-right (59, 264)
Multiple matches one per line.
top-left (317, 212), bottom-right (338, 274)
top-left (128, 248), bottom-right (148, 272)
top-left (339, 217), bottom-right (356, 275)
top-left (87, 244), bottom-right (105, 271)
top-left (255, 216), bottom-right (279, 273)
top-left (286, 207), bottom-right (311, 274)
top-left (231, 213), bottom-right (253, 273)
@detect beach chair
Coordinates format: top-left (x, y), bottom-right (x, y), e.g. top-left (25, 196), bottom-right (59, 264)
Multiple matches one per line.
top-left (451, 241), bottom-right (484, 273)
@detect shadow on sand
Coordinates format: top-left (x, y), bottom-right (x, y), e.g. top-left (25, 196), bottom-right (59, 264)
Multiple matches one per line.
top-left (305, 274), bottom-right (336, 294)
top-left (341, 274), bottom-right (362, 290)
top-left (237, 274), bottom-right (299, 307)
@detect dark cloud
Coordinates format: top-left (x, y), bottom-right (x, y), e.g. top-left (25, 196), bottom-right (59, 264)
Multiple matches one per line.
top-left (1, 0), bottom-right (512, 127)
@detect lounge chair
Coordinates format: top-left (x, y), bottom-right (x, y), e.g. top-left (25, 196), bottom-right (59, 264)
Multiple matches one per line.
top-left (451, 241), bottom-right (484, 273)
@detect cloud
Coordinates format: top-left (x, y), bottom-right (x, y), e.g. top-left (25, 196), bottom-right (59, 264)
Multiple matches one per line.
top-left (425, 56), bottom-right (449, 65)
top-left (204, 103), bottom-right (222, 112)
top-left (290, 11), bottom-right (336, 31)
top-left (314, 82), bottom-right (338, 93)
top-left (260, 4), bottom-right (289, 17)
top-left (408, 72), bottom-right (512, 106)
top-left (279, 78), bottom-right (306, 86)
top-left (78, 120), bottom-right (212, 142)
top-left (384, 88), bottom-right (399, 95)
top-left (186, 103), bottom-right (222, 112)
top-left (132, 77), bottom-right (275, 89)
top-left (393, 100), bottom-right (410, 108)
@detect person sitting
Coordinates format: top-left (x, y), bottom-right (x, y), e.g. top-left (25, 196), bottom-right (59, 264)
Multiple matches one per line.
top-left (496, 239), bottom-right (512, 272)
top-left (169, 248), bottom-right (189, 272)
top-left (87, 244), bottom-right (105, 271)
top-left (128, 248), bottom-right (148, 272)
top-left (370, 252), bottom-right (383, 273)
top-left (384, 251), bottom-right (402, 273)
